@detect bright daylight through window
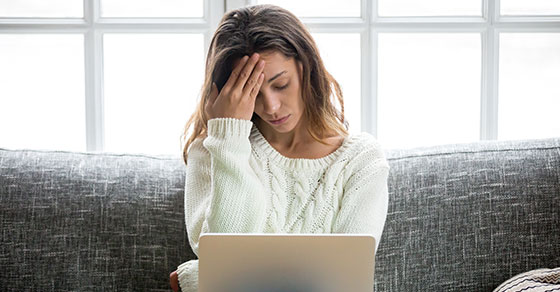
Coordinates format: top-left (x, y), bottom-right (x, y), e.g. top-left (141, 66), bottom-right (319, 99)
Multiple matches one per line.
top-left (0, 0), bottom-right (558, 155)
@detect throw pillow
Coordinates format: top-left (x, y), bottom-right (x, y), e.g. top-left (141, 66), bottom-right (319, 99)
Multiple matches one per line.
top-left (493, 267), bottom-right (560, 292)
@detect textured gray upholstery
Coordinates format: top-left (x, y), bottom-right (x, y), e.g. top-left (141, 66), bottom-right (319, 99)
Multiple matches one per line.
top-left (375, 138), bottom-right (560, 291)
top-left (0, 150), bottom-right (192, 291)
top-left (1, 137), bottom-right (559, 291)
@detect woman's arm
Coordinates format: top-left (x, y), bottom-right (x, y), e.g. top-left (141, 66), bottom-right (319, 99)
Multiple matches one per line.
top-left (332, 143), bottom-right (390, 253)
top-left (176, 53), bottom-right (267, 292)
top-left (185, 117), bottom-right (268, 256)
top-left (175, 118), bottom-right (268, 292)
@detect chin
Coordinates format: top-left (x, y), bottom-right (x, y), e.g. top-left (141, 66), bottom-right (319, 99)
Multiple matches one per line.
top-left (269, 125), bottom-right (295, 133)
top-left (256, 114), bottom-right (301, 134)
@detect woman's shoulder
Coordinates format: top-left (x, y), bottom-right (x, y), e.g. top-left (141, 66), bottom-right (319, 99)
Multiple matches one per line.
top-left (188, 136), bottom-right (206, 151)
top-left (344, 132), bottom-right (387, 158)
top-left (185, 136), bottom-right (210, 163)
top-left (338, 132), bottom-right (390, 170)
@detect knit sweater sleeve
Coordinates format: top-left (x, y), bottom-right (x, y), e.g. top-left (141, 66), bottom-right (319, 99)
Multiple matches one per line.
top-left (177, 118), bottom-right (268, 292)
top-left (332, 138), bottom-right (390, 253)
top-left (185, 117), bottom-right (268, 256)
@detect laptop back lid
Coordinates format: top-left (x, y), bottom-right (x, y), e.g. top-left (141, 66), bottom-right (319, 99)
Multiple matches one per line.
top-left (198, 233), bottom-right (376, 292)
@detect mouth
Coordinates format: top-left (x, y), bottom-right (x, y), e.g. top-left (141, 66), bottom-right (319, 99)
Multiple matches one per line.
top-left (269, 115), bottom-right (290, 125)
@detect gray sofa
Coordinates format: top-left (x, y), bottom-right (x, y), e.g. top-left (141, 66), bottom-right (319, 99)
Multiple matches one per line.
top-left (1, 137), bottom-right (559, 291)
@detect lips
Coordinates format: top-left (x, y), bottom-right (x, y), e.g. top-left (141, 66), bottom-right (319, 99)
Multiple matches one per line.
top-left (269, 115), bottom-right (290, 125)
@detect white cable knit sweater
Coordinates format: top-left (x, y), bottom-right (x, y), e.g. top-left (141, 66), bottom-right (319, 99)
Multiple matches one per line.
top-left (177, 118), bottom-right (390, 291)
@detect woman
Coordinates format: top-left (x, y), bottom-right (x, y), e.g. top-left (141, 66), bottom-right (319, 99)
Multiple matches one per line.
top-left (171, 4), bottom-right (390, 291)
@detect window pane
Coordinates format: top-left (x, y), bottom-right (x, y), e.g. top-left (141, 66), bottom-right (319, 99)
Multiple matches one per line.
top-left (0, 34), bottom-right (85, 151)
top-left (501, 0), bottom-right (560, 16)
top-left (101, 0), bottom-right (202, 18)
top-left (103, 34), bottom-right (204, 156)
top-left (498, 33), bottom-right (560, 140)
top-left (378, 0), bottom-right (481, 16)
top-left (257, 0), bottom-right (360, 17)
top-left (312, 33), bottom-right (361, 133)
top-left (0, 0), bottom-right (83, 18)
top-left (378, 33), bottom-right (481, 149)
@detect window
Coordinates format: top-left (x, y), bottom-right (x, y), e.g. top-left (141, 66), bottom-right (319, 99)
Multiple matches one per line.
top-left (500, 0), bottom-right (560, 16)
top-left (102, 33), bottom-right (204, 155)
top-left (0, 0), bottom-right (83, 18)
top-left (0, 34), bottom-right (86, 151)
top-left (377, 33), bottom-right (481, 148)
top-left (378, 0), bottom-right (481, 17)
top-left (498, 33), bottom-right (560, 140)
top-left (1, 0), bottom-right (558, 155)
top-left (0, 0), bottom-right (218, 156)
top-left (99, 0), bottom-right (203, 18)
top-left (254, 0), bottom-right (560, 149)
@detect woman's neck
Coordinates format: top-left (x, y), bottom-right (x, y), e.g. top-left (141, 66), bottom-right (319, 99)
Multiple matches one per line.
top-left (254, 116), bottom-right (311, 152)
top-left (254, 117), bottom-right (344, 159)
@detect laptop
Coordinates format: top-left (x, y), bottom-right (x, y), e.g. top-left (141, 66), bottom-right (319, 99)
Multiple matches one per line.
top-left (198, 233), bottom-right (376, 292)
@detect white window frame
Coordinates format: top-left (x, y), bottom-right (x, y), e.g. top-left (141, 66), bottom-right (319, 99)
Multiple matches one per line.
top-left (1, 0), bottom-right (559, 153)
top-left (0, 0), bottom-right (224, 152)
top-left (239, 0), bottom-right (560, 139)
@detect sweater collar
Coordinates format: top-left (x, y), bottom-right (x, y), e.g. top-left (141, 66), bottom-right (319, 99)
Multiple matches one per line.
top-left (249, 124), bottom-right (357, 169)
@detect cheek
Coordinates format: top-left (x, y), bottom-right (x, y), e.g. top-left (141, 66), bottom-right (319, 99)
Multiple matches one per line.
top-left (290, 81), bottom-right (303, 102)
top-left (290, 87), bottom-right (304, 110)
top-left (253, 99), bottom-right (264, 115)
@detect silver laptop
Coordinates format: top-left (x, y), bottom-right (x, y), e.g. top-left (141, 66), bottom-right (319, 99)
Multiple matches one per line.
top-left (198, 233), bottom-right (376, 292)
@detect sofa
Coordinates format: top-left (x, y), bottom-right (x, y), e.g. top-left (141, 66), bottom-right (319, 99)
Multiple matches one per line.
top-left (1, 137), bottom-right (559, 291)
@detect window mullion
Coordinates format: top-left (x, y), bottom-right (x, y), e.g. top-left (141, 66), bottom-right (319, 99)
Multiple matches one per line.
top-left (84, 0), bottom-right (105, 152)
top-left (364, 0), bottom-right (376, 136)
top-left (480, 0), bottom-right (499, 140)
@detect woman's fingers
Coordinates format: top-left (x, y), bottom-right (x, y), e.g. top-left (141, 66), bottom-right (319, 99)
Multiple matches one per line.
top-left (242, 59), bottom-right (265, 99)
top-left (233, 53), bottom-right (262, 95)
top-left (205, 53), bottom-right (265, 120)
top-left (249, 73), bottom-right (265, 100)
top-left (222, 55), bottom-right (249, 93)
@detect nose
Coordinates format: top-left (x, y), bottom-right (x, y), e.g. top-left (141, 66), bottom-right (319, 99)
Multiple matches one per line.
top-left (261, 93), bottom-right (281, 115)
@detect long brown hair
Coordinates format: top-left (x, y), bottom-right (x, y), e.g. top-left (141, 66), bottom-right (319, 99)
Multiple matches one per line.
top-left (181, 4), bottom-right (348, 164)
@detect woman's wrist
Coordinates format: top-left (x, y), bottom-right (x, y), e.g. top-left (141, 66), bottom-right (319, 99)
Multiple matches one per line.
top-left (207, 117), bottom-right (253, 139)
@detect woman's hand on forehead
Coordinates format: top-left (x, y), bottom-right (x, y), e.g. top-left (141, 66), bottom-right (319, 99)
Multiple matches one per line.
top-left (205, 52), bottom-right (266, 121)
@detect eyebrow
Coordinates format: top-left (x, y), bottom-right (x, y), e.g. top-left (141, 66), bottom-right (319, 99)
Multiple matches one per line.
top-left (267, 70), bottom-right (288, 83)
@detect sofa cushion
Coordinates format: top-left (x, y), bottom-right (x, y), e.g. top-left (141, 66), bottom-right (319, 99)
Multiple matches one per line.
top-left (375, 138), bottom-right (560, 291)
top-left (0, 148), bottom-right (193, 291)
top-left (1, 137), bottom-right (559, 291)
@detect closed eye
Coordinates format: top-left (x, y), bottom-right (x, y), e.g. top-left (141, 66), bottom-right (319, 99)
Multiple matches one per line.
top-left (276, 83), bottom-right (289, 90)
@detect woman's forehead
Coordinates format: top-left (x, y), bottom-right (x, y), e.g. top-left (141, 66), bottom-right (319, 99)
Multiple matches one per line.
top-left (233, 54), bottom-right (297, 85)
top-left (232, 50), bottom-right (293, 68)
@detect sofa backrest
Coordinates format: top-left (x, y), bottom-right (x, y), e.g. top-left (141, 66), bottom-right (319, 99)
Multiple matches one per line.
top-left (1, 137), bottom-right (559, 291)
top-left (0, 150), bottom-right (192, 291)
top-left (375, 137), bottom-right (560, 291)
